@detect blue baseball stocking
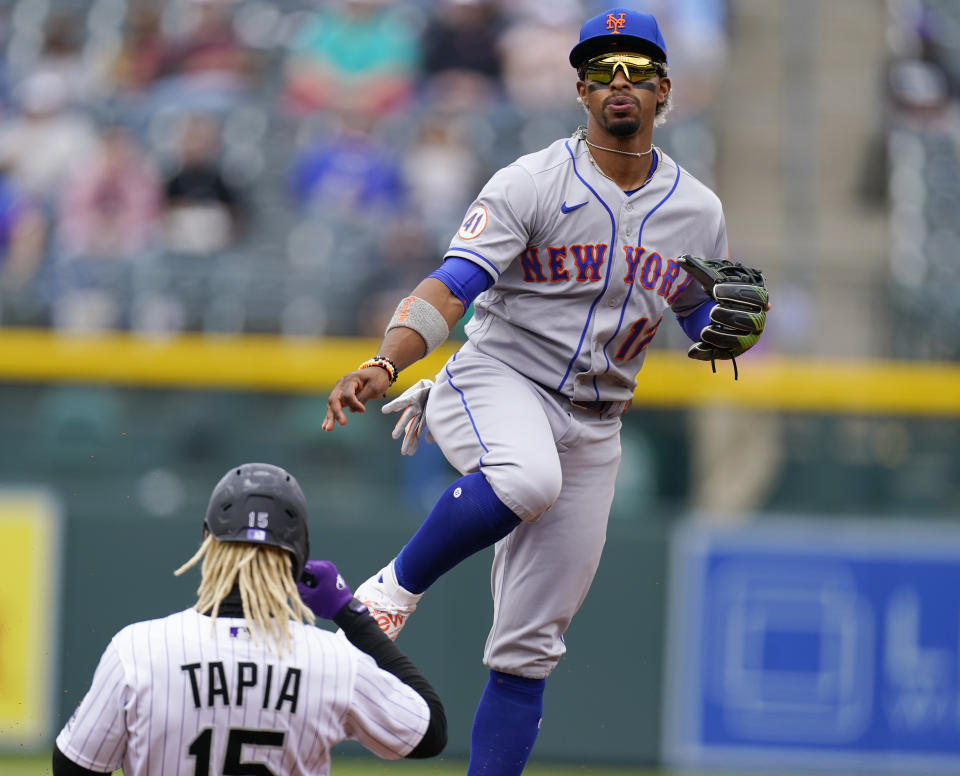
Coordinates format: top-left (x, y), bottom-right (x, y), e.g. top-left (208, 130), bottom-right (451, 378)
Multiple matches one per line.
top-left (393, 472), bottom-right (520, 594)
top-left (468, 670), bottom-right (546, 775)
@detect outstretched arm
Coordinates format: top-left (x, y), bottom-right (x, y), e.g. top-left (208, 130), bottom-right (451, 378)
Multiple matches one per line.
top-left (322, 278), bottom-right (465, 431)
top-left (297, 561), bottom-right (447, 757)
top-left (333, 604), bottom-right (447, 757)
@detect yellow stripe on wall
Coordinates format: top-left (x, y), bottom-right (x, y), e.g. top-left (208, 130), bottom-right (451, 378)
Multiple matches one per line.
top-left (1, 328), bottom-right (957, 416)
top-left (631, 356), bottom-right (960, 415)
top-left (0, 329), bottom-right (448, 391)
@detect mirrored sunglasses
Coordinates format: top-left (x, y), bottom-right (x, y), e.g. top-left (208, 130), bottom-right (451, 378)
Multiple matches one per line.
top-left (582, 53), bottom-right (666, 85)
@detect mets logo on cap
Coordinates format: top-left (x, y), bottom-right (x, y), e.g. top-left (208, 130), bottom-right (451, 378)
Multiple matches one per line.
top-left (606, 12), bottom-right (626, 32)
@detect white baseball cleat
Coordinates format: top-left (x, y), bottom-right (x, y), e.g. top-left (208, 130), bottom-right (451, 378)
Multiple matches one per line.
top-left (354, 559), bottom-right (423, 641)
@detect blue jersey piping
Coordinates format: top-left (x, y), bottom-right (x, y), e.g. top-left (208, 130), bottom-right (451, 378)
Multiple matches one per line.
top-left (558, 140), bottom-right (619, 397)
top-left (445, 248), bottom-right (501, 278)
top-left (594, 161), bottom-right (682, 394)
top-left (445, 352), bottom-right (490, 459)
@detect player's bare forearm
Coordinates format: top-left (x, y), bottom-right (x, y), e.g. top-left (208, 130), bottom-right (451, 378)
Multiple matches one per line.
top-left (322, 278), bottom-right (464, 432)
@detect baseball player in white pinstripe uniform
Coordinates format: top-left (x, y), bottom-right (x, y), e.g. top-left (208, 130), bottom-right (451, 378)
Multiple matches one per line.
top-left (322, 7), bottom-right (767, 774)
top-left (53, 463), bottom-right (446, 776)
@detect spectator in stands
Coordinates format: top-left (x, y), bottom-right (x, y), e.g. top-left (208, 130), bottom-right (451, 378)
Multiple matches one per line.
top-left (162, 113), bottom-right (245, 255)
top-left (498, 0), bottom-right (585, 115)
top-left (0, 171), bottom-right (49, 291)
top-left (108, 4), bottom-right (167, 96)
top-left (289, 110), bottom-right (406, 216)
top-left (420, 0), bottom-right (505, 113)
top-left (403, 115), bottom-right (481, 235)
top-left (57, 125), bottom-right (162, 259)
top-left (151, 0), bottom-right (257, 114)
top-left (0, 72), bottom-right (100, 205)
top-left (283, 0), bottom-right (420, 118)
top-left (27, 11), bottom-right (102, 108)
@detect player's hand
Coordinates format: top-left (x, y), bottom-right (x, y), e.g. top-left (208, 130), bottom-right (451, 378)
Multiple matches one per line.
top-left (382, 378), bottom-right (434, 456)
top-left (297, 560), bottom-right (355, 619)
top-left (322, 367), bottom-right (393, 431)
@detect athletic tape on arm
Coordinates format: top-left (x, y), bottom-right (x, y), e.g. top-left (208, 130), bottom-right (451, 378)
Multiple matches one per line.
top-left (386, 296), bottom-right (450, 355)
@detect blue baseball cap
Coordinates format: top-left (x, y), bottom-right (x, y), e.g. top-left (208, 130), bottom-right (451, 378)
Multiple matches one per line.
top-left (569, 8), bottom-right (668, 69)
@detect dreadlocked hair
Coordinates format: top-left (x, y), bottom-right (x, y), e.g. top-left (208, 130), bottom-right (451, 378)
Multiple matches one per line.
top-left (174, 535), bottom-right (315, 653)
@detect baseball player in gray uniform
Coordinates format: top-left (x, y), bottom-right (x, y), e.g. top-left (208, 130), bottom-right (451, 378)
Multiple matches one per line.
top-left (322, 7), bottom-right (766, 775)
top-left (53, 463), bottom-right (446, 776)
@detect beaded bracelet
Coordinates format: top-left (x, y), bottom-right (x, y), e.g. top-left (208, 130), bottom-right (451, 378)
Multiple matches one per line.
top-left (358, 355), bottom-right (399, 385)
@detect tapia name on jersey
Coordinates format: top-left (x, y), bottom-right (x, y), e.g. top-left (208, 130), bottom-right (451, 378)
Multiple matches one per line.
top-left (181, 660), bottom-right (302, 712)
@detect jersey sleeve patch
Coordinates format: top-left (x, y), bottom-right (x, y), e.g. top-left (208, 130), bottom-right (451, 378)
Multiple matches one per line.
top-left (457, 205), bottom-right (488, 240)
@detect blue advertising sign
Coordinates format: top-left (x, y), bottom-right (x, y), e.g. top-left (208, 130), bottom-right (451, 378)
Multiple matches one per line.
top-left (662, 519), bottom-right (960, 773)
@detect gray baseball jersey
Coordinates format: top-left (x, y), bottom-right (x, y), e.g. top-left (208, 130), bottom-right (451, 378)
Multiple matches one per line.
top-left (445, 131), bottom-right (727, 402)
top-left (420, 131), bottom-right (729, 676)
top-left (55, 608), bottom-right (430, 775)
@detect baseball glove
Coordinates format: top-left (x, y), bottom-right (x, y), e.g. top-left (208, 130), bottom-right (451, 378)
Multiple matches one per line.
top-left (677, 255), bottom-right (768, 378)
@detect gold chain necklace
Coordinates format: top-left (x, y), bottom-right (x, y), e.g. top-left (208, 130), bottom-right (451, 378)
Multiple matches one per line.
top-left (584, 144), bottom-right (615, 183)
top-left (583, 140), bottom-right (658, 190)
top-left (575, 126), bottom-right (653, 158)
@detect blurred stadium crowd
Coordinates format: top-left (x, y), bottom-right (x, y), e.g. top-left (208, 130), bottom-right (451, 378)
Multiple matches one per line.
top-left (4, 0), bottom-right (957, 362)
top-left (886, 0), bottom-right (960, 360)
top-left (0, 0), bottom-right (727, 339)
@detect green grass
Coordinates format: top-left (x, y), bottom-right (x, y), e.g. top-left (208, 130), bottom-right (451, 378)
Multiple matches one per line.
top-left (1, 752), bottom-right (864, 775)
top-left (329, 760), bottom-right (659, 775)
top-left (2, 755), bottom-right (51, 776)
top-left (2, 753), bottom-right (664, 775)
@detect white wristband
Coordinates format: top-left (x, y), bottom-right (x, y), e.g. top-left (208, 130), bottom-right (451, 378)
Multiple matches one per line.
top-left (385, 296), bottom-right (450, 355)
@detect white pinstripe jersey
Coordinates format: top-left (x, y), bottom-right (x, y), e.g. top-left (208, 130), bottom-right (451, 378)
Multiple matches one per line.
top-left (445, 133), bottom-right (728, 402)
top-left (55, 609), bottom-right (430, 776)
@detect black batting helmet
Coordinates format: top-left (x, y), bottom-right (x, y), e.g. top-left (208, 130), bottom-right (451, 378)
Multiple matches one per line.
top-left (204, 463), bottom-right (310, 579)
